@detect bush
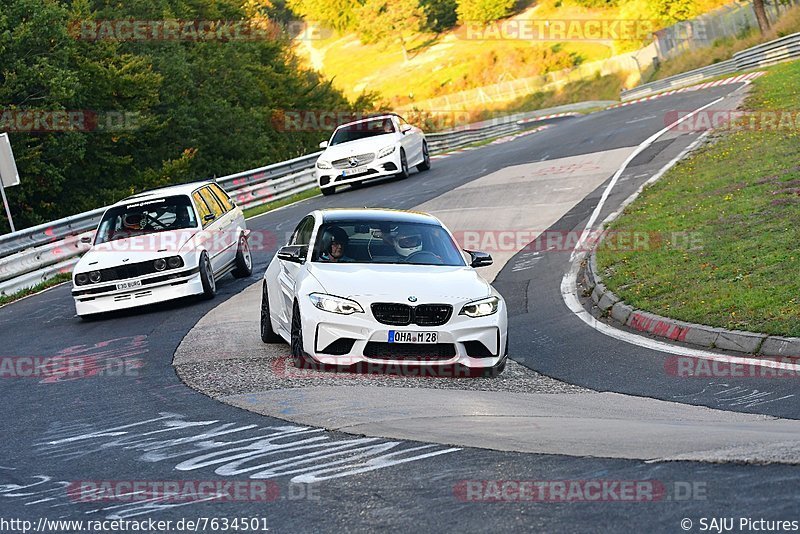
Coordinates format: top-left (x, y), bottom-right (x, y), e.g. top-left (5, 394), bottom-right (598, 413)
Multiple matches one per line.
top-left (456, 0), bottom-right (516, 25)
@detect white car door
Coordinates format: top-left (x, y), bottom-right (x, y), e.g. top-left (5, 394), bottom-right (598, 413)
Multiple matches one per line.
top-left (208, 183), bottom-right (244, 264)
top-left (197, 187), bottom-right (236, 272)
top-left (277, 215), bottom-right (315, 330)
top-left (397, 116), bottom-right (423, 164)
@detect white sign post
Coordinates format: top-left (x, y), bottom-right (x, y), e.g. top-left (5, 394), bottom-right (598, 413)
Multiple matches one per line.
top-left (0, 133), bottom-right (20, 233)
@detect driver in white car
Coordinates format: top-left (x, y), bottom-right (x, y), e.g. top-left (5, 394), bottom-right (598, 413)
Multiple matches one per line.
top-left (319, 226), bottom-right (354, 263)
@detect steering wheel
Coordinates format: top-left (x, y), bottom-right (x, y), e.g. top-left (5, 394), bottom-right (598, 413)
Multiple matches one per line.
top-left (403, 250), bottom-right (443, 264)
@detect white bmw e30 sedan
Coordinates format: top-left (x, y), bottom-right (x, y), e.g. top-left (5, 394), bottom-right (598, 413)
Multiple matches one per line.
top-left (72, 181), bottom-right (252, 318)
top-left (260, 208), bottom-right (508, 377)
top-left (314, 114), bottom-right (430, 196)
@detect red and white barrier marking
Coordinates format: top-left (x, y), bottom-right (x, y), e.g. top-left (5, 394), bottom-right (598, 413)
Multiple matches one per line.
top-left (611, 71), bottom-right (766, 109)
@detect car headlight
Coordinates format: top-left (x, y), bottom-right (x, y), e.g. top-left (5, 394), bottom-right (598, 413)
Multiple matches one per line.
top-left (167, 256), bottom-right (183, 269)
top-left (75, 273), bottom-right (89, 286)
top-left (89, 271), bottom-right (102, 284)
top-left (154, 258), bottom-right (167, 271)
top-left (460, 296), bottom-right (500, 318)
top-left (377, 145), bottom-right (396, 158)
top-left (316, 160), bottom-right (332, 169)
top-left (309, 293), bottom-right (364, 315)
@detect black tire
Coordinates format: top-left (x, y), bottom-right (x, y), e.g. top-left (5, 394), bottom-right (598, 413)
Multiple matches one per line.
top-left (232, 235), bottom-right (253, 278)
top-left (290, 301), bottom-right (318, 369)
top-left (321, 186), bottom-right (336, 196)
top-left (416, 141), bottom-right (431, 171)
top-left (397, 149), bottom-right (409, 179)
top-left (260, 282), bottom-right (283, 343)
top-left (199, 251), bottom-right (216, 299)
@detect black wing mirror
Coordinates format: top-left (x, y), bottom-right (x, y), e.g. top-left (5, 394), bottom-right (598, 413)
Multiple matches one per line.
top-left (80, 236), bottom-right (93, 244)
top-left (277, 245), bottom-right (307, 264)
top-left (465, 249), bottom-right (493, 268)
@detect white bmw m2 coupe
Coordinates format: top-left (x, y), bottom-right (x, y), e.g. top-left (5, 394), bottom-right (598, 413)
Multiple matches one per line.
top-left (260, 208), bottom-right (507, 377)
top-left (72, 181), bottom-right (252, 318)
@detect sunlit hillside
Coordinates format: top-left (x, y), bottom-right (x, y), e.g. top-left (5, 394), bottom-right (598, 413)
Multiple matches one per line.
top-left (293, 0), bottom-right (732, 109)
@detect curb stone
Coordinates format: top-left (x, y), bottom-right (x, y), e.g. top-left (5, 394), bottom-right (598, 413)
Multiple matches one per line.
top-left (583, 258), bottom-right (799, 357)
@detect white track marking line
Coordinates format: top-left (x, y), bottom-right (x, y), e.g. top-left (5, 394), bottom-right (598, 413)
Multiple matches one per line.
top-left (571, 97), bottom-right (723, 261)
top-left (561, 89), bottom-right (800, 373)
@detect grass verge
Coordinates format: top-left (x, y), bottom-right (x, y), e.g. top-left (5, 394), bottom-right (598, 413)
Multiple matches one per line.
top-left (243, 188), bottom-right (321, 219)
top-left (0, 273), bottom-right (72, 307)
top-left (596, 59), bottom-right (800, 337)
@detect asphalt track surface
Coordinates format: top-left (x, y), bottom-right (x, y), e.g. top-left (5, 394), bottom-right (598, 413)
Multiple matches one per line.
top-left (2, 83), bottom-right (799, 532)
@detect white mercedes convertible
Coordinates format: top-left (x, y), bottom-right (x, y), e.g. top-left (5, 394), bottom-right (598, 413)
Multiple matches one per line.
top-left (260, 208), bottom-right (507, 377)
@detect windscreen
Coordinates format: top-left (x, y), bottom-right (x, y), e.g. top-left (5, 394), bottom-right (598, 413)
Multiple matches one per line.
top-left (312, 220), bottom-right (465, 266)
top-left (330, 118), bottom-right (395, 145)
top-left (94, 195), bottom-right (198, 244)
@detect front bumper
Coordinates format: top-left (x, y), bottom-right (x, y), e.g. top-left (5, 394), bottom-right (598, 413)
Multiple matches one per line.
top-left (72, 269), bottom-right (203, 316)
top-left (315, 151), bottom-right (402, 189)
top-left (299, 297), bottom-right (507, 370)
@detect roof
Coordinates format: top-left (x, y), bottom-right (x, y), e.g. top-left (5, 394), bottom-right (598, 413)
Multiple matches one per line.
top-left (319, 208), bottom-right (440, 225)
top-left (335, 113), bottom-right (402, 129)
top-left (113, 181), bottom-right (215, 206)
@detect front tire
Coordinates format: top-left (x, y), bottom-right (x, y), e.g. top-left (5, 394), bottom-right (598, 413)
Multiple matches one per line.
top-left (321, 185), bottom-right (336, 196)
top-left (290, 301), bottom-right (318, 369)
top-left (199, 251), bottom-right (216, 299)
top-left (260, 282), bottom-right (283, 343)
top-left (397, 149), bottom-right (409, 179)
top-left (232, 235), bottom-right (253, 278)
top-left (416, 141), bottom-right (431, 171)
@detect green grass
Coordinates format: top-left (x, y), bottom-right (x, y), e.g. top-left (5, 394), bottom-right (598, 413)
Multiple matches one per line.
top-left (243, 187), bottom-right (321, 219)
top-left (0, 273), bottom-right (72, 307)
top-left (596, 59), bottom-right (800, 337)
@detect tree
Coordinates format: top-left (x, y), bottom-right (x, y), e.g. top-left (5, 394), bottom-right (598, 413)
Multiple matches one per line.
top-left (752, 0), bottom-right (771, 33)
top-left (0, 0), bottom-right (364, 233)
top-left (456, 0), bottom-right (516, 26)
top-left (285, 0), bottom-right (359, 32)
top-left (420, 0), bottom-right (458, 33)
top-left (356, 0), bottom-right (424, 62)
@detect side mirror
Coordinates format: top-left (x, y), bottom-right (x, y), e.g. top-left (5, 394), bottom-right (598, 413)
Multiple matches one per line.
top-left (465, 249), bottom-right (493, 268)
top-left (204, 214), bottom-right (216, 222)
top-left (277, 245), bottom-right (307, 264)
top-left (319, 140), bottom-right (328, 149)
top-left (400, 124), bottom-right (412, 134)
top-left (80, 236), bottom-right (92, 245)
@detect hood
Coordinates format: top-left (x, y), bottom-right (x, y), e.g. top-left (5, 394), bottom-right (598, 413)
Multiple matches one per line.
top-left (75, 230), bottom-right (198, 272)
top-left (307, 263), bottom-right (491, 300)
top-left (320, 134), bottom-right (397, 161)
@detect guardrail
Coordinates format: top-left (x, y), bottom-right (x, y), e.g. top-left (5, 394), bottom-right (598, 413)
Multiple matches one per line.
top-left (621, 32), bottom-right (800, 101)
top-left (0, 114), bottom-right (556, 297)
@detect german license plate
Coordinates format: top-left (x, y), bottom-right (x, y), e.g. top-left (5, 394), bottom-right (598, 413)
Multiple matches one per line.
top-left (342, 166), bottom-right (367, 177)
top-left (389, 331), bottom-right (438, 344)
top-left (116, 279), bottom-right (143, 291)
